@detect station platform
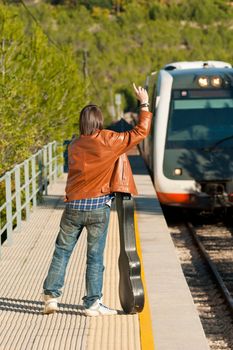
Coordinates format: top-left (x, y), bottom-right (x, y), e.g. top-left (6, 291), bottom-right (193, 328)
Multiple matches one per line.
top-left (0, 151), bottom-right (209, 350)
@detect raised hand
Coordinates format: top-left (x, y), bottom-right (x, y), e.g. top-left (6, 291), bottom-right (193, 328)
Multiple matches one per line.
top-left (133, 83), bottom-right (149, 104)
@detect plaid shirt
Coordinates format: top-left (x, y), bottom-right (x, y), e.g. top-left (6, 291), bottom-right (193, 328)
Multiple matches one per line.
top-left (66, 194), bottom-right (114, 211)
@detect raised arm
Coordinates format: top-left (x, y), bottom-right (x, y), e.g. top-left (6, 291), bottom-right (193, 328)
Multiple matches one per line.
top-left (106, 83), bottom-right (152, 155)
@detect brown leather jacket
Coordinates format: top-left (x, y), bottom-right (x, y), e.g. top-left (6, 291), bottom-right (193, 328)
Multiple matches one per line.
top-left (64, 110), bottom-right (152, 201)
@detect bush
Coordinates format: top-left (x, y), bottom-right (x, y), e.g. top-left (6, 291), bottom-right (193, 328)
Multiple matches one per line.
top-left (0, 4), bottom-right (85, 175)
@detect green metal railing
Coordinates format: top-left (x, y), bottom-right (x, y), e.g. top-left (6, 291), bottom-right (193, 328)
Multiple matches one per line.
top-left (0, 141), bottom-right (63, 257)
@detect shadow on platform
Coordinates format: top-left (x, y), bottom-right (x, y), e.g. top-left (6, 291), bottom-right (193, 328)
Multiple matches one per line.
top-left (134, 195), bottom-right (163, 215)
top-left (0, 297), bottom-right (84, 316)
top-left (37, 195), bottom-right (65, 210)
top-left (37, 194), bottom-right (162, 216)
top-left (0, 297), bottom-right (125, 316)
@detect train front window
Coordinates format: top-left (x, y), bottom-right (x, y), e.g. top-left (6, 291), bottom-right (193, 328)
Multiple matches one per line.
top-left (166, 95), bottom-right (233, 149)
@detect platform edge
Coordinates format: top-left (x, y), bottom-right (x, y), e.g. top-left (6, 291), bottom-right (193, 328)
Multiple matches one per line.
top-left (134, 211), bottom-right (155, 350)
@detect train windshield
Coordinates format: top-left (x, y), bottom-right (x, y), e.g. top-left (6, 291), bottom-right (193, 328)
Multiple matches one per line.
top-left (166, 92), bottom-right (233, 149)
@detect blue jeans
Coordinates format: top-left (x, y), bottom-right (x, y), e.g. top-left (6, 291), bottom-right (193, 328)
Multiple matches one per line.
top-left (43, 205), bottom-right (111, 308)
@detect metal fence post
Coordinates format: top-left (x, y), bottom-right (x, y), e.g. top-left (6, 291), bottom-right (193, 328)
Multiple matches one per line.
top-left (54, 142), bottom-right (58, 183)
top-left (43, 146), bottom-right (48, 195)
top-left (0, 140), bottom-right (62, 258)
top-left (15, 165), bottom-right (22, 232)
top-left (32, 155), bottom-right (37, 208)
top-left (24, 160), bottom-right (30, 221)
top-left (59, 142), bottom-right (64, 175)
top-left (48, 142), bottom-right (53, 185)
top-left (38, 150), bottom-right (43, 197)
top-left (5, 172), bottom-right (13, 245)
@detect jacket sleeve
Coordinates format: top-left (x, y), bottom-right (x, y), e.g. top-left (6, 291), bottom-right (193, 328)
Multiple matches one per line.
top-left (106, 110), bottom-right (152, 156)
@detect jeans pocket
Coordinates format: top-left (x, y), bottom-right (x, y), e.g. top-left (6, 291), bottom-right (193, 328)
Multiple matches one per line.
top-left (60, 208), bottom-right (80, 232)
top-left (90, 206), bottom-right (110, 223)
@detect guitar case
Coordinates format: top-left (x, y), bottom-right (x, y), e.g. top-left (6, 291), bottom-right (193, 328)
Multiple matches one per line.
top-left (116, 193), bottom-right (145, 314)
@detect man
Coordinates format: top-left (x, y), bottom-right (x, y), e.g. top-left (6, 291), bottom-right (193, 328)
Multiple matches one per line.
top-left (42, 84), bottom-right (152, 316)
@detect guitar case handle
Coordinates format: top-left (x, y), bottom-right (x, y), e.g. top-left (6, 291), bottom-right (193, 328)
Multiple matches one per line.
top-left (116, 192), bottom-right (145, 314)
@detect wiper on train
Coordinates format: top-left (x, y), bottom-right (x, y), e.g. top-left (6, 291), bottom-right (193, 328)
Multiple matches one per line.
top-left (202, 134), bottom-right (233, 152)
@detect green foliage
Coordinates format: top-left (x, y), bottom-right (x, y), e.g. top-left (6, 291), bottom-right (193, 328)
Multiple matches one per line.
top-left (177, 0), bottom-right (231, 24)
top-left (147, 0), bottom-right (232, 23)
top-left (0, 4), bottom-right (85, 175)
top-left (41, 0), bottom-right (233, 103)
top-left (1, 0), bottom-right (233, 176)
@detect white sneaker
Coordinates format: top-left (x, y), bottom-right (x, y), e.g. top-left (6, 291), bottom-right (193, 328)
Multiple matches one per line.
top-left (84, 299), bottom-right (117, 316)
top-left (42, 294), bottom-right (59, 314)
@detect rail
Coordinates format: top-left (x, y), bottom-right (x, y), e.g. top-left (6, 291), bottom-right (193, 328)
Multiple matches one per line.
top-left (0, 141), bottom-right (63, 257)
top-left (186, 221), bottom-right (233, 317)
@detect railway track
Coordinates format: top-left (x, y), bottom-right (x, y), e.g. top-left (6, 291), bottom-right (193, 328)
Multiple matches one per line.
top-left (168, 216), bottom-right (233, 350)
top-left (186, 221), bottom-right (233, 317)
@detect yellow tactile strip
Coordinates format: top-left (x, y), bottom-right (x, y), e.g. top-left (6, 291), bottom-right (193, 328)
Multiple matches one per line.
top-left (0, 174), bottom-right (141, 350)
top-left (134, 213), bottom-right (155, 350)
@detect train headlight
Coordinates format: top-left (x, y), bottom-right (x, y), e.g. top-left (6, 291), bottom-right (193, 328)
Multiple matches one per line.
top-left (210, 76), bottom-right (222, 87)
top-left (181, 90), bottom-right (188, 97)
top-left (198, 76), bottom-right (209, 87)
top-left (174, 168), bottom-right (182, 176)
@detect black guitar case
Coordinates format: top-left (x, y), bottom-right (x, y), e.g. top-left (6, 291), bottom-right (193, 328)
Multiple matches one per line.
top-left (116, 193), bottom-right (145, 314)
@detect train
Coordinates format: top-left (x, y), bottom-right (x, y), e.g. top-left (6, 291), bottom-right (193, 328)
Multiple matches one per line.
top-left (141, 61), bottom-right (233, 210)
